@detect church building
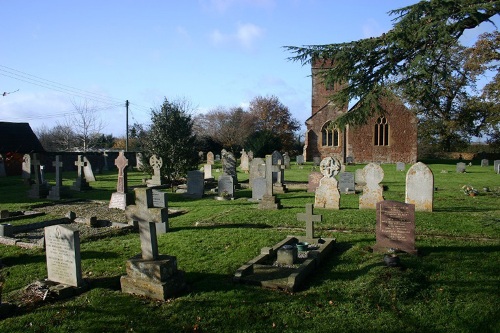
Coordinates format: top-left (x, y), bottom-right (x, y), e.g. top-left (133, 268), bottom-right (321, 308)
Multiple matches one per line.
top-left (303, 59), bottom-right (418, 164)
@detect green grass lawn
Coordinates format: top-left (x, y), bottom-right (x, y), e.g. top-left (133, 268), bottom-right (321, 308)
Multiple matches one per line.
top-left (0, 160), bottom-right (499, 332)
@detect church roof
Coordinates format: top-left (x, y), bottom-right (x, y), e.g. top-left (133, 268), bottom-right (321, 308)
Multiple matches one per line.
top-left (0, 122), bottom-right (45, 154)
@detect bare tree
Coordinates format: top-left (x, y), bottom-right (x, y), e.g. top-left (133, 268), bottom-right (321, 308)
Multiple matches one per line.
top-left (60, 99), bottom-right (105, 151)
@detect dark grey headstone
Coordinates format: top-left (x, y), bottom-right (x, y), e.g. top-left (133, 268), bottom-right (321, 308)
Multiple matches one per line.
top-left (252, 177), bottom-right (266, 201)
top-left (338, 172), bottom-right (355, 194)
top-left (374, 200), bottom-right (417, 254)
top-left (218, 173), bottom-right (234, 198)
top-left (152, 189), bottom-right (168, 208)
top-left (186, 170), bottom-right (204, 198)
top-left (396, 162), bottom-right (405, 172)
top-left (296, 155), bottom-right (304, 165)
top-left (283, 153), bottom-right (291, 169)
top-left (0, 155), bottom-right (6, 177)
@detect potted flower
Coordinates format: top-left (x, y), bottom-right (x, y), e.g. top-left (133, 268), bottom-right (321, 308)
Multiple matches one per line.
top-left (462, 185), bottom-right (479, 196)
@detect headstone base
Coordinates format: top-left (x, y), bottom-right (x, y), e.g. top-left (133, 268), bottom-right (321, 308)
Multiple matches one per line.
top-left (32, 279), bottom-right (89, 301)
top-left (273, 184), bottom-right (288, 193)
top-left (109, 192), bottom-right (133, 210)
top-left (120, 255), bottom-right (186, 301)
top-left (258, 195), bottom-right (281, 210)
top-left (372, 244), bottom-right (418, 255)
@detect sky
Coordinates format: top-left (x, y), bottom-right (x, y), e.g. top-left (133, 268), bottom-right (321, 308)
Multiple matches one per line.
top-left (1, 0), bottom-right (498, 138)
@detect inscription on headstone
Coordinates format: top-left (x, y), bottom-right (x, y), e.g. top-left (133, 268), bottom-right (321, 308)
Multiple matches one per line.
top-left (373, 201), bottom-right (417, 254)
top-left (338, 172), bottom-right (355, 194)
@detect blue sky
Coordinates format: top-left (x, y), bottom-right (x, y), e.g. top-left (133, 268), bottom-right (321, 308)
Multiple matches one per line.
top-left (0, 0), bottom-right (497, 137)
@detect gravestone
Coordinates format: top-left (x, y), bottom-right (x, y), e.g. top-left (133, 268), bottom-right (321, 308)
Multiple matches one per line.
top-left (103, 152), bottom-right (109, 171)
top-left (148, 155), bottom-right (164, 186)
top-left (494, 160), bottom-right (500, 174)
top-left (71, 155), bottom-right (91, 191)
top-left (249, 157), bottom-right (265, 188)
top-left (307, 171), bottom-right (323, 192)
top-left (215, 154), bottom-right (220, 161)
top-left (120, 221), bottom-right (186, 300)
top-left (481, 159), bottom-right (489, 167)
top-left (39, 165), bottom-right (47, 185)
top-left (109, 151), bottom-right (133, 210)
top-left (315, 157), bottom-right (341, 209)
top-left (313, 156), bottom-right (321, 166)
top-left (207, 151), bottom-right (214, 165)
top-left (456, 162), bottom-right (466, 173)
top-left (203, 164), bottom-right (213, 179)
top-left (82, 156), bottom-right (96, 182)
top-left (346, 156), bottom-right (354, 164)
top-left (283, 152), bottom-right (291, 169)
top-left (0, 155), bottom-right (6, 177)
top-left (152, 189), bottom-right (168, 208)
top-left (22, 154), bottom-right (31, 182)
top-left (354, 168), bottom-right (366, 186)
top-left (405, 162), bottom-right (433, 212)
top-left (258, 155), bottom-right (281, 209)
top-left (338, 172), bottom-right (355, 194)
top-left (373, 201), bottom-right (417, 254)
top-left (45, 224), bottom-right (83, 287)
top-left (136, 152), bottom-right (144, 170)
top-left (396, 162), bottom-right (405, 172)
top-left (27, 153), bottom-right (50, 198)
top-left (185, 170), bottom-right (204, 199)
top-left (297, 204), bottom-right (322, 239)
top-left (296, 155), bottom-right (304, 165)
top-left (271, 152), bottom-right (287, 193)
top-left (359, 163), bottom-right (384, 209)
top-left (222, 152), bottom-right (238, 185)
top-left (48, 155), bottom-right (66, 200)
top-left (126, 188), bottom-right (169, 233)
top-left (251, 177), bottom-right (266, 201)
top-left (217, 173), bottom-right (234, 199)
top-left (240, 149), bottom-right (249, 173)
top-left (248, 150), bottom-right (254, 160)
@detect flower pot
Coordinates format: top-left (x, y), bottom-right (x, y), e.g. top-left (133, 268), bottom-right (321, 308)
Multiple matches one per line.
top-left (296, 242), bottom-right (309, 251)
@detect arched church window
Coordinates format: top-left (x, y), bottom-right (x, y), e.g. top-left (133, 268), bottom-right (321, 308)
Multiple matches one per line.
top-left (374, 116), bottom-right (389, 146)
top-left (321, 122), bottom-right (340, 147)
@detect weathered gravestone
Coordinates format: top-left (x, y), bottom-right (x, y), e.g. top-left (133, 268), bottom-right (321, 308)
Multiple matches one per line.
top-left (338, 172), bottom-right (355, 194)
top-left (296, 203), bottom-right (322, 239)
top-left (48, 155), bottom-right (67, 200)
top-left (481, 159), bottom-right (489, 167)
top-left (27, 153), bottom-right (50, 198)
top-left (346, 156), bottom-right (354, 164)
top-left (248, 150), bottom-right (254, 160)
top-left (240, 149), bottom-right (249, 173)
top-left (217, 173), bottom-right (234, 199)
top-left (135, 152), bottom-right (144, 170)
top-left (373, 200), bottom-right (417, 254)
top-left (109, 151), bottom-right (133, 210)
top-left (405, 162), bottom-right (433, 212)
top-left (0, 155), bottom-right (6, 177)
top-left (296, 155), bottom-right (304, 165)
top-left (456, 162), bottom-right (466, 173)
top-left (258, 155), bottom-right (281, 209)
top-left (222, 152), bottom-right (238, 185)
top-left (148, 155), bottom-right (164, 186)
top-left (45, 224), bottom-right (83, 287)
top-left (315, 157), bottom-right (341, 209)
top-left (120, 221), bottom-right (186, 300)
top-left (249, 157), bottom-right (265, 188)
top-left (71, 155), bottom-right (91, 191)
top-left (103, 152), bottom-right (110, 171)
top-left (22, 154), bottom-right (31, 183)
top-left (271, 151), bottom-right (287, 193)
top-left (283, 152), bottom-right (291, 169)
top-left (359, 163), bottom-right (384, 209)
top-left (126, 188), bottom-right (169, 233)
top-left (185, 170), bottom-right (204, 199)
top-left (494, 160), bottom-right (500, 174)
top-left (396, 162), bottom-right (405, 172)
top-left (354, 168), bottom-right (366, 186)
top-left (83, 156), bottom-right (96, 182)
top-left (203, 164), bottom-right (213, 179)
top-left (207, 151), bottom-right (214, 165)
top-left (251, 177), bottom-right (266, 201)
top-left (307, 171), bottom-right (323, 192)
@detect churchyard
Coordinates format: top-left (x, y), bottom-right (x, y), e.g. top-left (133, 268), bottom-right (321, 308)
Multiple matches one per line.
top-left (0, 158), bottom-right (499, 332)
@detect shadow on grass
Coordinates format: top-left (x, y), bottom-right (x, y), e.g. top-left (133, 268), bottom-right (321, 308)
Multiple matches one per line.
top-left (417, 244), bottom-right (500, 256)
top-left (434, 206), bottom-right (496, 213)
top-left (169, 222), bottom-right (273, 232)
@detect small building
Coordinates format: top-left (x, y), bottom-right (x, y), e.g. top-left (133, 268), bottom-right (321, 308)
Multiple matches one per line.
top-left (304, 59), bottom-right (418, 164)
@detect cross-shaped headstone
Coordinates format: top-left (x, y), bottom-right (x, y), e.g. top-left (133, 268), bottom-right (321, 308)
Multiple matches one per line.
top-left (265, 154), bottom-right (280, 196)
top-left (31, 153), bottom-right (42, 185)
top-left (297, 203), bottom-right (322, 239)
top-left (74, 155), bottom-right (87, 178)
top-left (52, 155), bottom-right (63, 187)
top-left (150, 155), bottom-right (162, 175)
top-left (138, 221), bottom-right (158, 260)
top-left (114, 151), bottom-right (129, 193)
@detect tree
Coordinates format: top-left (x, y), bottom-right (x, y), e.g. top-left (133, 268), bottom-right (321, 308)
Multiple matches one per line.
top-left (244, 130), bottom-right (282, 157)
top-left (36, 124), bottom-right (77, 151)
top-left (59, 99), bottom-right (105, 151)
top-left (194, 106), bottom-right (256, 153)
top-left (140, 98), bottom-right (199, 183)
top-left (286, 0), bottom-right (499, 128)
top-left (248, 95), bottom-right (300, 151)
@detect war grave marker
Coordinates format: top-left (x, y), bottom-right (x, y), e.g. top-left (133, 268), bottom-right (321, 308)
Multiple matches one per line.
top-left (234, 204), bottom-right (335, 292)
top-left (373, 200), bottom-right (417, 254)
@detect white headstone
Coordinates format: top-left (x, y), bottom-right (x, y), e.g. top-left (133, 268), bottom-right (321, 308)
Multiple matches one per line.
top-left (405, 162), bottom-right (434, 212)
top-left (359, 163), bottom-right (384, 209)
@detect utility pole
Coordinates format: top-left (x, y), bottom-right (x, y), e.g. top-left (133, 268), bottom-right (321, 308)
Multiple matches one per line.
top-left (126, 100), bottom-right (129, 152)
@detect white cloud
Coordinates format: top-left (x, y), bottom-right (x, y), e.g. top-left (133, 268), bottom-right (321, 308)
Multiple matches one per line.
top-left (209, 23), bottom-right (264, 50)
